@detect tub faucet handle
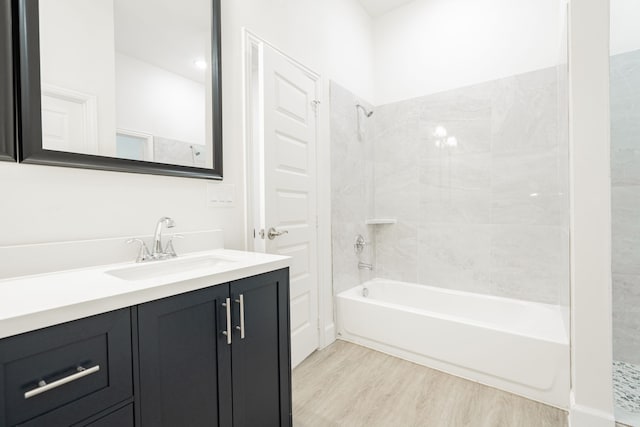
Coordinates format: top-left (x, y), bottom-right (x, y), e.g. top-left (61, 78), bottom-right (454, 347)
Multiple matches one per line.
top-left (354, 234), bottom-right (368, 254)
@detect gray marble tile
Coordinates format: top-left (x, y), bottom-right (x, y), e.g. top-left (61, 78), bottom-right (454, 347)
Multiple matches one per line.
top-left (420, 186), bottom-right (491, 225)
top-left (491, 68), bottom-right (558, 154)
top-left (331, 220), bottom-right (373, 294)
top-left (330, 82), bottom-right (375, 294)
top-left (374, 102), bottom-right (420, 171)
top-left (374, 221), bottom-right (418, 283)
top-left (331, 69), bottom-right (569, 308)
top-left (418, 152), bottom-right (491, 224)
top-left (416, 224), bottom-right (493, 294)
top-left (420, 152), bottom-right (491, 190)
top-left (154, 137), bottom-right (207, 167)
top-left (610, 49), bottom-right (640, 105)
top-left (491, 148), bottom-right (564, 226)
top-left (612, 148), bottom-right (640, 186)
top-left (374, 163), bottom-right (420, 222)
top-left (611, 99), bottom-right (640, 151)
top-left (610, 50), bottom-right (640, 367)
top-left (489, 225), bottom-right (565, 304)
top-left (373, 99), bottom-right (420, 222)
top-left (419, 85), bottom-right (493, 157)
top-left (613, 274), bottom-right (640, 365)
top-left (612, 186), bottom-right (640, 275)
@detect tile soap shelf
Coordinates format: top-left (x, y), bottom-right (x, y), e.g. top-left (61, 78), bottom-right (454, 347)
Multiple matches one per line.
top-left (365, 218), bottom-right (397, 225)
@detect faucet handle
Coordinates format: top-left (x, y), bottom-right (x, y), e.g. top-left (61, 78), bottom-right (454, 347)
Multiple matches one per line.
top-left (126, 238), bottom-right (151, 263)
top-left (164, 234), bottom-right (184, 258)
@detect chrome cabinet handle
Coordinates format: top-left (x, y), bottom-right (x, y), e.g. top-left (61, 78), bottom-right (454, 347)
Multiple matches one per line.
top-left (235, 294), bottom-right (245, 339)
top-left (267, 227), bottom-right (288, 240)
top-left (221, 298), bottom-right (232, 345)
top-left (24, 365), bottom-right (100, 399)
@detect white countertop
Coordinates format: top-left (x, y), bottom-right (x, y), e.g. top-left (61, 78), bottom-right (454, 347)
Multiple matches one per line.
top-left (0, 249), bottom-right (290, 339)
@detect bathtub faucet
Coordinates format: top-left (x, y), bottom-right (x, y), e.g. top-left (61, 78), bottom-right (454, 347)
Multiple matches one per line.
top-left (358, 262), bottom-right (373, 270)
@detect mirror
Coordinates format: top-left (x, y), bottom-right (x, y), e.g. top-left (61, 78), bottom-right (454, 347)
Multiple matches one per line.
top-left (16, 0), bottom-right (222, 179)
top-left (0, 0), bottom-right (15, 162)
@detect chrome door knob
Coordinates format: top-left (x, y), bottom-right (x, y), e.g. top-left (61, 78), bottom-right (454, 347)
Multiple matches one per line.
top-left (267, 227), bottom-right (288, 240)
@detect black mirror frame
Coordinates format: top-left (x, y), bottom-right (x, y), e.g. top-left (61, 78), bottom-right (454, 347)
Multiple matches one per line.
top-left (15, 0), bottom-right (223, 179)
top-left (0, 0), bottom-right (16, 162)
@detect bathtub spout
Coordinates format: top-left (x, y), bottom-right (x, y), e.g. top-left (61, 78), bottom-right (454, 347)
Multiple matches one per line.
top-left (358, 262), bottom-right (373, 270)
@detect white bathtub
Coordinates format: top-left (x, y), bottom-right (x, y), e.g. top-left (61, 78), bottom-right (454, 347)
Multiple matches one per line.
top-left (336, 279), bottom-right (570, 408)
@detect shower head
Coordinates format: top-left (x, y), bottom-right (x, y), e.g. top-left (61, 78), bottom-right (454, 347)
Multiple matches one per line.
top-left (190, 145), bottom-right (201, 156)
top-left (356, 104), bottom-right (374, 117)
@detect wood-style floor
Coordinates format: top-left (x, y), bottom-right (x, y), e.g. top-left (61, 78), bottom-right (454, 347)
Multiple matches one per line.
top-left (292, 340), bottom-right (568, 427)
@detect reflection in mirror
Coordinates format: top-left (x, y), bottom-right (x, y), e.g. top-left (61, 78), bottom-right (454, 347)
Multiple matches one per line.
top-left (38, 0), bottom-right (213, 168)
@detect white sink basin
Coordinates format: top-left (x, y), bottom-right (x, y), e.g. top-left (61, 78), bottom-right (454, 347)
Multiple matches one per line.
top-left (106, 255), bottom-right (235, 281)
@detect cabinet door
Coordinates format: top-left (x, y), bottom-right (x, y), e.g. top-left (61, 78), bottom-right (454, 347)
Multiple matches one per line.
top-left (138, 285), bottom-right (232, 427)
top-left (230, 269), bottom-right (291, 427)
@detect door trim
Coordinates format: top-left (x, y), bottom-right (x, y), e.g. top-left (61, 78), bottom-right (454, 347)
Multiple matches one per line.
top-left (242, 29), bottom-right (332, 356)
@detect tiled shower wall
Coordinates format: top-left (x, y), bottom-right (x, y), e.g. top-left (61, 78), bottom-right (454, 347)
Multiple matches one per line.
top-left (330, 83), bottom-right (375, 295)
top-left (330, 67), bottom-right (570, 306)
top-left (373, 67), bottom-right (569, 306)
top-left (611, 49), bottom-right (640, 365)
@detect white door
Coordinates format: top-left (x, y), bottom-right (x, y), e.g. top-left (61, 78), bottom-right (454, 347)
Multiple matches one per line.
top-left (41, 85), bottom-right (98, 154)
top-left (259, 45), bottom-right (320, 368)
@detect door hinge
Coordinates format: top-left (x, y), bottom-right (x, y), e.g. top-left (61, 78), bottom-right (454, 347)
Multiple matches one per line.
top-left (311, 100), bottom-right (321, 115)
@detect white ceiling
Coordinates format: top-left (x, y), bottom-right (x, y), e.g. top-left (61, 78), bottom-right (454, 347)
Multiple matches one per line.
top-left (358, 0), bottom-right (417, 17)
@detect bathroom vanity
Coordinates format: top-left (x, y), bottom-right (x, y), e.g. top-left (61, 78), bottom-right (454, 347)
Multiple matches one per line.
top-left (0, 250), bottom-right (291, 427)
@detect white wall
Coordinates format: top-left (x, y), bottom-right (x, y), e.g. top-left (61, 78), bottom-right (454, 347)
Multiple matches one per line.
top-left (568, 0), bottom-right (615, 424)
top-left (39, 0), bottom-right (116, 155)
top-left (115, 52), bottom-right (206, 147)
top-left (611, 0), bottom-right (640, 55)
top-left (0, 0), bottom-right (372, 263)
top-left (372, 0), bottom-right (562, 104)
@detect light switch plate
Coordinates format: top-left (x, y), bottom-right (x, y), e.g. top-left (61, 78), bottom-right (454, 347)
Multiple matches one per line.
top-left (207, 183), bottom-right (235, 207)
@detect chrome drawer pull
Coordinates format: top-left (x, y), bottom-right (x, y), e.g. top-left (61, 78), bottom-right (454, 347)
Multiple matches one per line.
top-left (24, 365), bottom-right (100, 399)
top-left (222, 298), bottom-right (232, 345)
top-left (235, 294), bottom-right (245, 339)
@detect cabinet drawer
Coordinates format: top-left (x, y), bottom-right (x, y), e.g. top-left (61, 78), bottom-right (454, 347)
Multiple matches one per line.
top-left (81, 404), bottom-right (134, 427)
top-left (0, 309), bottom-right (132, 427)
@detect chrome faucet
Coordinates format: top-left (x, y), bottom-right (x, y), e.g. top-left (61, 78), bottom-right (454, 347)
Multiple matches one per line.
top-left (127, 217), bottom-right (181, 263)
top-left (152, 217), bottom-right (175, 257)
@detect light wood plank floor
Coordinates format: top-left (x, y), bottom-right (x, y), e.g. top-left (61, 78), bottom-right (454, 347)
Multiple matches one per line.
top-left (292, 340), bottom-right (568, 427)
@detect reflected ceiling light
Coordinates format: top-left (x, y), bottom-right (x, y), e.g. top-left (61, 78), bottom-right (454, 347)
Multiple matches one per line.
top-left (194, 59), bottom-right (207, 70)
top-left (433, 126), bottom-right (447, 138)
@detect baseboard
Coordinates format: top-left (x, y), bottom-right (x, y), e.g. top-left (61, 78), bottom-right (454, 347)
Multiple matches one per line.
top-left (569, 392), bottom-right (615, 427)
top-left (319, 322), bottom-right (336, 349)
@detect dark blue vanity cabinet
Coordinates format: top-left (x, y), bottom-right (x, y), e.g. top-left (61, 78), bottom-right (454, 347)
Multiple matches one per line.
top-left (0, 268), bottom-right (292, 427)
top-left (0, 309), bottom-right (134, 427)
top-left (137, 284), bottom-right (232, 426)
top-left (138, 269), bottom-right (292, 427)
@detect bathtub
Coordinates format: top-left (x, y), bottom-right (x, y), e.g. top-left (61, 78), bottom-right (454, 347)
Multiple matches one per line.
top-left (336, 279), bottom-right (570, 409)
